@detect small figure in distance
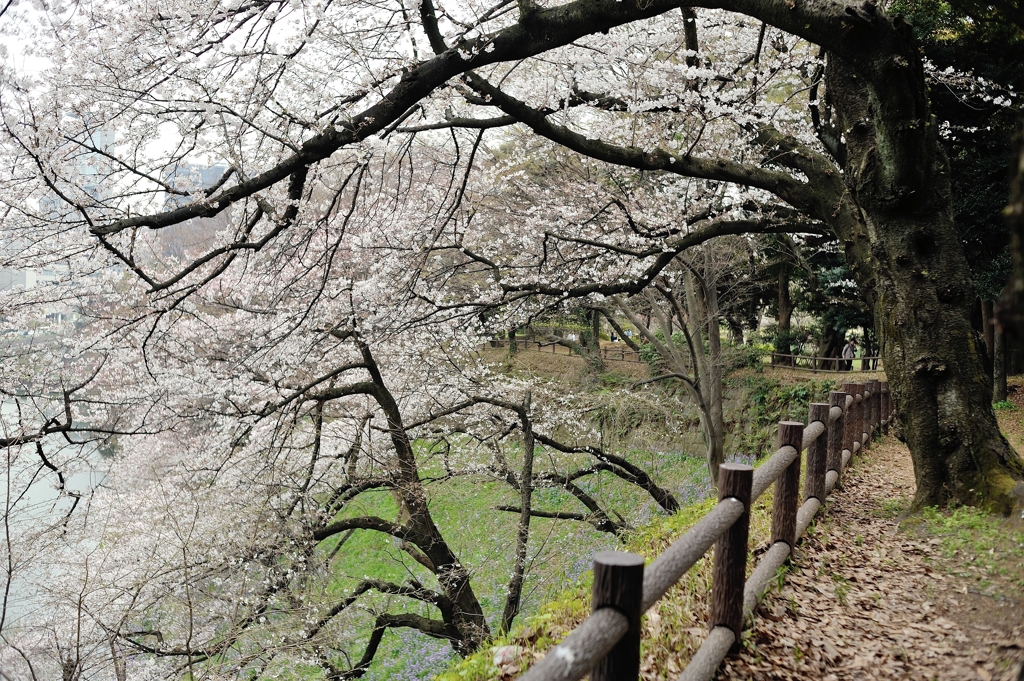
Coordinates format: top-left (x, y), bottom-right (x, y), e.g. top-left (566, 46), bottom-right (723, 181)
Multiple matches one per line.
top-left (842, 338), bottom-right (856, 371)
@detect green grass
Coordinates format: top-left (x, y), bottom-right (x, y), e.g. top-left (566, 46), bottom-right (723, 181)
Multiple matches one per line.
top-left (434, 474), bottom-right (788, 681)
top-left (429, 371), bottom-right (841, 681)
top-left (434, 497), bottom-right (727, 681)
top-left (913, 505), bottom-right (1024, 592)
top-left (324, 475), bottom-right (600, 678)
top-left (873, 495), bottom-right (911, 519)
top-left (831, 574), bottom-right (851, 606)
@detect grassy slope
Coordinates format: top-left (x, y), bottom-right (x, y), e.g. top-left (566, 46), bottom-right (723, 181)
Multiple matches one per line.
top-left (324, 349), bottom-right (708, 679)
top-left (432, 362), bottom-right (842, 680)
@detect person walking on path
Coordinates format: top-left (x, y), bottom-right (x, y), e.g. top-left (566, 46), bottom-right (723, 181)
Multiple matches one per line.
top-left (842, 338), bottom-right (856, 371)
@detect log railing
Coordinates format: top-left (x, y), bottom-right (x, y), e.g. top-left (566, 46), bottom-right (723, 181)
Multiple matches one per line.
top-left (515, 379), bottom-right (893, 681)
top-left (487, 339), bottom-right (646, 362)
top-left (770, 352), bottom-right (883, 373)
top-left (486, 341), bottom-right (885, 373)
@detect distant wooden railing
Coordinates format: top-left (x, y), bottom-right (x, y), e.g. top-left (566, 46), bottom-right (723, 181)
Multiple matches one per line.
top-left (771, 352), bottom-right (883, 373)
top-left (484, 341), bottom-right (885, 374)
top-left (486, 339), bottom-right (646, 363)
top-left (515, 379), bottom-right (893, 681)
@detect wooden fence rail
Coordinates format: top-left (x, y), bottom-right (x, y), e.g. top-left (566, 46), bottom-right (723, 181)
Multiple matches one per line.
top-left (486, 341), bottom-right (885, 374)
top-left (771, 352), bottom-right (884, 373)
top-left (487, 339), bottom-right (647, 363)
top-left (515, 380), bottom-right (893, 681)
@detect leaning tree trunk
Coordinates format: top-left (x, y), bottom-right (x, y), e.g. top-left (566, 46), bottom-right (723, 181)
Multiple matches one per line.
top-left (684, 271), bottom-right (725, 481)
top-left (818, 325), bottom-right (840, 370)
top-left (363, 349), bottom-right (490, 653)
top-left (825, 46), bottom-right (1024, 515)
top-left (994, 329), bottom-right (1007, 403)
top-left (586, 308), bottom-right (602, 352)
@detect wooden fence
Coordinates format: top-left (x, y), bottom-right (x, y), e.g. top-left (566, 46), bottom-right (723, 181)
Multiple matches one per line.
top-left (771, 353), bottom-right (883, 373)
top-left (487, 339), bottom-right (646, 363)
top-left (486, 341), bottom-right (885, 373)
top-left (515, 379), bottom-right (893, 681)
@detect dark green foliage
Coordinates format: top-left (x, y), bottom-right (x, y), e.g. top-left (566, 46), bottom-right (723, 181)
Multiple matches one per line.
top-left (730, 375), bottom-right (837, 456)
top-left (890, 0), bottom-right (1024, 299)
top-left (721, 341), bottom-right (771, 371)
top-left (636, 330), bottom-right (686, 366)
top-left (801, 263), bottom-right (874, 349)
top-left (742, 375), bottom-right (837, 428)
top-left (747, 235), bottom-right (873, 359)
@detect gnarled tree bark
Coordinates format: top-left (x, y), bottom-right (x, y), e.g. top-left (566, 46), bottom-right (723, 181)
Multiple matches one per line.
top-left (818, 28), bottom-right (1024, 513)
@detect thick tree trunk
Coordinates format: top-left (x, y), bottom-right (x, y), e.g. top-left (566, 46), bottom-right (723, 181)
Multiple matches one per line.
top-left (862, 210), bottom-right (1022, 512)
top-left (977, 300), bottom-right (995, 384)
top-left (588, 308), bottom-right (602, 352)
top-left (704, 278), bottom-right (725, 477)
top-left (818, 325), bottom-right (840, 370)
top-left (996, 118), bottom-right (1024, 345)
top-left (860, 332), bottom-right (874, 372)
top-left (727, 317), bottom-right (744, 345)
top-left (825, 50), bottom-right (1024, 515)
top-left (982, 299), bottom-right (995, 359)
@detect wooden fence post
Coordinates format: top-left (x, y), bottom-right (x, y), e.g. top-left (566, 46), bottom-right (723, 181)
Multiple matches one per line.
top-left (863, 380), bottom-right (872, 440)
top-left (880, 381), bottom-right (890, 434)
top-left (859, 382), bottom-right (870, 448)
top-left (874, 381), bottom-right (880, 433)
top-left (591, 551), bottom-right (645, 681)
top-left (772, 421), bottom-right (804, 548)
top-left (827, 391), bottom-right (847, 482)
top-left (877, 380), bottom-right (883, 431)
top-left (845, 383), bottom-right (864, 454)
top-left (841, 382), bottom-right (857, 456)
top-left (867, 379), bottom-right (880, 442)
top-left (859, 382), bottom-right (872, 451)
top-left (711, 463), bottom-right (753, 649)
top-left (858, 382), bottom-right (869, 451)
top-left (805, 404), bottom-right (829, 502)
top-left (874, 379), bottom-right (882, 437)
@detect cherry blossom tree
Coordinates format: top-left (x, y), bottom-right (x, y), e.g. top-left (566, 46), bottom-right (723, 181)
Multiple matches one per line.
top-left (0, 263), bottom-right (687, 679)
top-left (0, 118), bottom-right (686, 675)
top-left (5, 0), bottom-right (1015, 514)
top-left (2, 0), bottom-right (1024, 675)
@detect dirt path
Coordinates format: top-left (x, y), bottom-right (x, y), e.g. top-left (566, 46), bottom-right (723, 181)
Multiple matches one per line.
top-left (717, 438), bottom-right (1024, 681)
